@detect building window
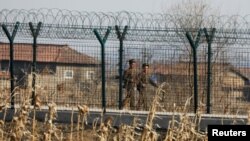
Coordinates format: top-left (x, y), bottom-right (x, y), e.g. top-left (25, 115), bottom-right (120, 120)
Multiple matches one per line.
top-left (86, 71), bottom-right (95, 80)
top-left (64, 70), bottom-right (73, 79)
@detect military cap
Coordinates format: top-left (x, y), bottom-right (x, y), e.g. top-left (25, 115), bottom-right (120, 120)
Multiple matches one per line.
top-left (129, 59), bottom-right (136, 64)
top-left (142, 63), bottom-right (149, 67)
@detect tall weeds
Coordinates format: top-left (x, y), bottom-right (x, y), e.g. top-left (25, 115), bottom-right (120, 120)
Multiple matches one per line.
top-left (0, 81), bottom-right (240, 141)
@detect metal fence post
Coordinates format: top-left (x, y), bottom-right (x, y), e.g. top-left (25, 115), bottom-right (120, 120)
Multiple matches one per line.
top-left (1, 22), bottom-right (20, 108)
top-left (115, 25), bottom-right (128, 110)
top-left (93, 27), bottom-right (111, 113)
top-left (204, 28), bottom-right (216, 114)
top-left (186, 29), bottom-right (202, 113)
top-left (29, 22), bottom-right (42, 106)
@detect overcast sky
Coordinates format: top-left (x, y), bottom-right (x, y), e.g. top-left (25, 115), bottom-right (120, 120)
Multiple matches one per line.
top-left (0, 0), bottom-right (250, 16)
top-left (1, 0), bottom-right (249, 66)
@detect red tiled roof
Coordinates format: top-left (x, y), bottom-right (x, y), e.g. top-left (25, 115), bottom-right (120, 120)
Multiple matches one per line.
top-left (153, 62), bottom-right (232, 76)
top-left (0, 43), bottom-right (99, 65)
top-left (234, 67), bottom-right (250, 79)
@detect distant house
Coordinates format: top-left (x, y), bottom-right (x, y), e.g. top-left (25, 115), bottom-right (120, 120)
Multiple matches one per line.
top-left (233, 68), bottom-right (250, 100)
top-left (153, 62), bottom-right (250, 101)
top-left (0, 42), bottom-right (100, 92)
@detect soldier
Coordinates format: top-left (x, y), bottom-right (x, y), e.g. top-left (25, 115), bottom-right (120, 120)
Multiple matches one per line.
top-left (122, 59), bottom-right (138, 110)
top-left (136, 63), bottom-right (158, 110)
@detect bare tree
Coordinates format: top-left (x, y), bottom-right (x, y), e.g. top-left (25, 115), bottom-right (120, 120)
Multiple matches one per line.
top-left (166, 0), bottom-right (237, 62)
top-left (168, 0), bottom-right (213, 29)
top-left (166, 0), bottom-right (220, 57)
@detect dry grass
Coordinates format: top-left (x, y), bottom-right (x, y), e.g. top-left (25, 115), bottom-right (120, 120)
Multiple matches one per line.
top-left (2, 82), bottom-right (249, 141)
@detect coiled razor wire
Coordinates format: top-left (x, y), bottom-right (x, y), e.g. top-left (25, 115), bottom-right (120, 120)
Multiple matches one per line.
top-left (1, 8), bottom-right (250, 44)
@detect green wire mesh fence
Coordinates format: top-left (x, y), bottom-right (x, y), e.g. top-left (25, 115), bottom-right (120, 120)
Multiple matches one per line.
top-left (1, 9), bottom-right (250, 115)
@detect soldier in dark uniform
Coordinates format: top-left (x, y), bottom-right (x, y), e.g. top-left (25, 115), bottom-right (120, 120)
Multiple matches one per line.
top-left (122, 59), bottom-right (138, 110)
top-left (136, 63), bottom-right (158, 110)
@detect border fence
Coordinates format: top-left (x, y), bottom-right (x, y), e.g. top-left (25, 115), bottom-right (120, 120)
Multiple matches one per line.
top-left (1, 9), bottom-right (250, 115)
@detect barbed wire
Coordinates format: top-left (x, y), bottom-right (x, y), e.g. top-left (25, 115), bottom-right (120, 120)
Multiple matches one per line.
top-left (0, 8), bottom-right (250, 44)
